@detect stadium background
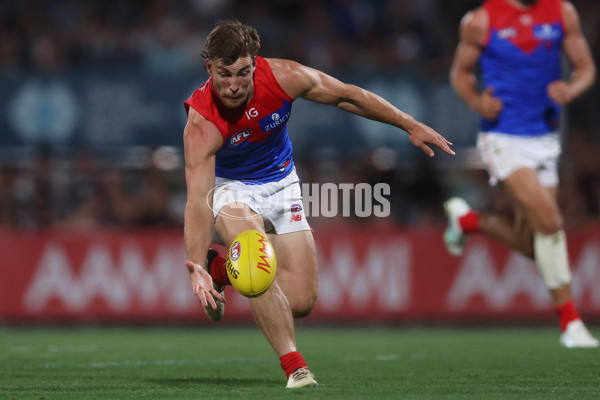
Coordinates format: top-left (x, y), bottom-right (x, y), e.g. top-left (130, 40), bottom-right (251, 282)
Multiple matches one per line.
top-left (0, 0), bottom-right (599, 326)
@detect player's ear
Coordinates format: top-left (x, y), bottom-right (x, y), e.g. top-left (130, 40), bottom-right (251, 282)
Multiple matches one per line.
top-left (205, 59), bottom-right (212, 76)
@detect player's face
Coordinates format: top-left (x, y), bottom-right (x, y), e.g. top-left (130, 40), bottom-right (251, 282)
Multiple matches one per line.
top-left (207, 56), bottom-right (255, 108)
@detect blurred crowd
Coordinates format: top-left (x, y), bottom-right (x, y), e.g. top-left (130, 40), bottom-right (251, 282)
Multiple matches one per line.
top-left (1, 139), bottom-right (599, 232)
top-left (1, 0), bottom-right (597, 77)
top-left (0, 0), bottom-right (599, 231)
top-left (0, 0), bottom-right (477, 76)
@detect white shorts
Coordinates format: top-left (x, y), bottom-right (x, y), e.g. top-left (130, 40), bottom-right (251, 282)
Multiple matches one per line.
top-left (476, 131), bottom-right (561, 187)
top-left (212, 168), bottom-right (311, 234)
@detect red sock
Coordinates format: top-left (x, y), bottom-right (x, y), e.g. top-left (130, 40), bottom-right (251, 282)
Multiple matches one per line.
top-left (209, 255), bottom-right (230, 287)
top-left (459, 211), bottom-right (480, 234)
top-left (279, 351), bottom-right (307, 378)
top-left (555, 299), bottom-right (580, 331)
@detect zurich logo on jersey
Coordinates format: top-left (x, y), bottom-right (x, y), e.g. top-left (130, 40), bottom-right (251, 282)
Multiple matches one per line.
top-left (229, 129), bottom-right (252, 147)
top-left (259, 100), bottom-right (292, 133)
top-left (534, 24), bottom-right (561, 40)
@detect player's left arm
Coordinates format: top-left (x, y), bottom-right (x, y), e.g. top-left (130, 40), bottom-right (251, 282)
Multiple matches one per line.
top-left (548, 1), bottom-right (596, 105)
top-left (269, 58), bottom-right (454, 157)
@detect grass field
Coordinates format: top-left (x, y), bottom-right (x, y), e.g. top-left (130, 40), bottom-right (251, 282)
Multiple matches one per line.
top-left (1, 325), bottom-right (599, 399)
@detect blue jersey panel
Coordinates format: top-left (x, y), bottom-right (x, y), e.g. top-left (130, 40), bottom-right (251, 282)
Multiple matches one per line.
top-left (215, 100), bottom-right (294, 183)
top-left (480, 21), bottom-right (563, 135)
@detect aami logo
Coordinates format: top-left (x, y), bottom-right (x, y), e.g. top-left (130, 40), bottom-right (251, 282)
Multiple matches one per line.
top-left (229, 130), bottom-right (252, 147)
top-left (230, 241), bottom-right (241, 261)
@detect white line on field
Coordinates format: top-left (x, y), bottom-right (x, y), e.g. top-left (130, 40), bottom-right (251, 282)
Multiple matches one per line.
top-left (2, 357), bottom-right (272, 370)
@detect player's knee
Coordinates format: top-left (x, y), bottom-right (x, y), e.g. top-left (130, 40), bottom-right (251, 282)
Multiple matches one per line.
top-left (290, 292), bottom-right (318, 319)
top-left (536, 214), bottom-right (563, 235)
top-left (531, 207), bottom-right (563, 235)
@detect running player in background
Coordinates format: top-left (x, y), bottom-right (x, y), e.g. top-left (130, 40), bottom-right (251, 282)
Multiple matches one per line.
top-left (183, 20), bottom-right (454, 388)
top-left (446, 0), bottom-right (597, 347)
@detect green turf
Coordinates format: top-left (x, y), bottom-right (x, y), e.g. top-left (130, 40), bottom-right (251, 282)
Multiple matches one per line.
top-left (1, 326), bottom-right (599, 399)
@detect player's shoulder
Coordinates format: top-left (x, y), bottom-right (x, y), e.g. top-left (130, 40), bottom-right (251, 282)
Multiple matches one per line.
top-left (555, 0), bottom-right (584, 37)
top-left (559, 0), bottom-right (580, 27)
top-left (263, 58), bottom-right (313, 99)
top-left (460, 7), bottom-right (488, 45)
top-left (184, 107), bottom-right (223, 153)
top-left (264, 58), bottom-right (302, 76)
top-left (461, 7), bottom-right (488, 31)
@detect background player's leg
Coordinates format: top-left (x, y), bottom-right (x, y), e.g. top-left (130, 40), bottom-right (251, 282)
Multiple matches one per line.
top-left (502, 169), bottom-right (597, 346)
top-left (477, 204), bottom-right (534, 258)
top-left (501, 168), bottom-right (571, 305)
top-left (450, 168), bottom-right (596, 345)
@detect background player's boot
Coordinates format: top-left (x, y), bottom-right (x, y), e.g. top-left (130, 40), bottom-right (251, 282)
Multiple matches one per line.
top-left (204, 249), bottom-right (225, 322)
top-left (443, 197), bottom-right (470, 257)
top-left (286, 367), bottom-right (318, 389)
top-left (560, 320), bottom-right (599, 348)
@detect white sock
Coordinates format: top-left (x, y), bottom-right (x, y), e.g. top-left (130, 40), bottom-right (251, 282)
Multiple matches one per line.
top-left (533, 230), bottom-right (571, 289)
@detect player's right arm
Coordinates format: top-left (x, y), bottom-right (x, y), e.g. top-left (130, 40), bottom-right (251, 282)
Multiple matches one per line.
top-left (546, 0), bottom-right (596, 105)
top-left (183, 107), bottom-right (225, 309)
top-left (450, 8), bottom-right (503, 120)
top-left (267, 59), bottom-right (454, 157)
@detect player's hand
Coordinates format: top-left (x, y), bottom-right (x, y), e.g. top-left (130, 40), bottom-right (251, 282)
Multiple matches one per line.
top-left (476, 86), bottom-right (503, 120)
top-left (406, 119), bottom-right (455, 157)
top-left (185, 260), bottom-right (226, 309)
top-left (547, 80), bottom-right (573, 105)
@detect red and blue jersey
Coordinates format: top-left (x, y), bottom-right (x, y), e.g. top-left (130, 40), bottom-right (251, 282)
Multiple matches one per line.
top-left (480, 0), bottom-right (565, 135)
top-left (184, 56), bottom-right (294, 183)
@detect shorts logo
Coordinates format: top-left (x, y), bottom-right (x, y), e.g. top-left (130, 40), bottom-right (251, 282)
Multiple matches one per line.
top-left (229, 130), bottom-right (252, 147)
top-left (291, 203), bottom-right (302, 213)
top-left (289, 214), bottom-right (303, 222)
top-left (229, 241), bottom-right (241, 261)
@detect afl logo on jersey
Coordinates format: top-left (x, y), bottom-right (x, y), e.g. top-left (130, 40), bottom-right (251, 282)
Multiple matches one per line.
top-left (229, 129), bottom-right (252, 146)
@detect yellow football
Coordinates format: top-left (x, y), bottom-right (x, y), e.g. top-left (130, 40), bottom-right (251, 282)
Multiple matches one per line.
top-left (226, 230), bottom-right (277, 298)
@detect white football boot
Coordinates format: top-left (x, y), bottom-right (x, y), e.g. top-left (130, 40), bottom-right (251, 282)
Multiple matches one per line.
top-left (286, 368), bottom-right (318, 389)
top-left (560, 320), bottom-right (599, 348)
top-left (443, 197), bottom-right (471, 257)
top-left (204, 249), bottom-right (225, 322)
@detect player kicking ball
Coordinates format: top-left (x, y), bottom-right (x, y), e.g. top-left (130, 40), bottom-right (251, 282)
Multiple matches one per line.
top-left (446, 0), bottom-right (597, 348)
top-left (182, 20), bottom-right (454, 389)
